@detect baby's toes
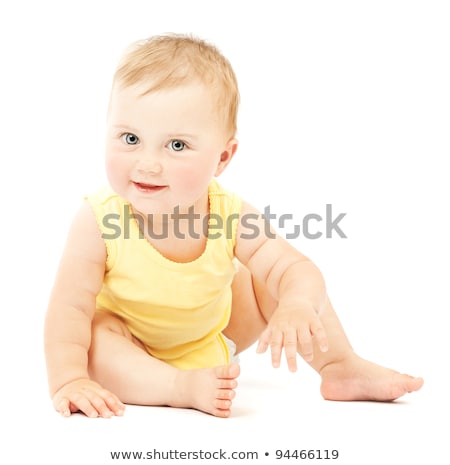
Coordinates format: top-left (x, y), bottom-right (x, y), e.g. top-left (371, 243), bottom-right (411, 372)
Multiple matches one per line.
top-left (217, 378), bottom-right (238, 389)
top-left (213, 398), bottom-right (232, 410)
top-left (215, 363), bottom-right (240, 380)
top-left (216, 388), bottom-right (235, 400)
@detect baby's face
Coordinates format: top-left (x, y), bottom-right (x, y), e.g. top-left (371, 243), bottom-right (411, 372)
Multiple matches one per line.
top-left (105, 81), bottom-right (234, 215)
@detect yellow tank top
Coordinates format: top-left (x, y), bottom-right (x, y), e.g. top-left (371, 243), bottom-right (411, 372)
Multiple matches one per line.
top-left (86, 180), bottom-right (242, 370)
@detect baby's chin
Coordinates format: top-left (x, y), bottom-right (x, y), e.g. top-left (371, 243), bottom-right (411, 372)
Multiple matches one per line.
top-left (116, 185), bottom-right (208, 217)
top-left (115, 190), bottom-right (171, 216)
top-left (128, 198), bottom-right (196, 217)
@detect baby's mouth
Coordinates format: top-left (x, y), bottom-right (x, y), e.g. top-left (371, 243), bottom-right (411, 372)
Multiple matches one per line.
top-left (133, 181), bottom-right (167, 193)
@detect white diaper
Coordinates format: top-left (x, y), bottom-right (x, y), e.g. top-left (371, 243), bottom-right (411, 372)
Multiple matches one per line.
top-left (222, 334), bottom-right (240, 363)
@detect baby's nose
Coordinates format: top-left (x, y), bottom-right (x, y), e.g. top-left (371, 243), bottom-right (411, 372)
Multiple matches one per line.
top-left (136, 155), bottom-right (162, 174)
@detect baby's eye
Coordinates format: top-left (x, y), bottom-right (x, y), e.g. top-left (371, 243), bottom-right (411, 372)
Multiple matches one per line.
top-left (169, 140), bottom-right (186, 152)
top-left (121, 133), bottom-right (140, 145)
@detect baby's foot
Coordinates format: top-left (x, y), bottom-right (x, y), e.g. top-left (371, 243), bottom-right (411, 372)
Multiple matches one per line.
top-left (170, 363), bottom-right (240, 418)
top-left (320, 354), bottom-right (423, 402)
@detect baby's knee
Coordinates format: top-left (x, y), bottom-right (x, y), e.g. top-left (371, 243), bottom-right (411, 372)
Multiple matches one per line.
top-left (91, 312), bottom-right (146, 350)
top-left (91, 312), bottom-right (131, 339)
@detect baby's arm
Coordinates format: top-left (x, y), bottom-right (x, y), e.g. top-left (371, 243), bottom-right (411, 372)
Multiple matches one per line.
top-left (235, 201), bottom-right (329, 372)
top-left (44, 202), bottom-right (124, 418)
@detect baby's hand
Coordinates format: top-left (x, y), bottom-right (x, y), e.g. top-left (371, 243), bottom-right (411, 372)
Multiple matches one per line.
top-left (256, 302), bottom-right (328, 372)
top-left (52, 378), bottom-right (125, 418)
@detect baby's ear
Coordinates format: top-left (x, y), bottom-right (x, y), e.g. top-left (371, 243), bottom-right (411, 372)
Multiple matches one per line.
top-left (215, 138), bottom-right (238, 176)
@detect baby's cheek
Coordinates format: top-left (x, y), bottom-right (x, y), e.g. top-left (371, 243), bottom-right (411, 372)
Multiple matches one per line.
top-left (179, 173), bottom-right (200, 190)
top-left (105, 155), bottom-right (127, 188)
top-left (176, 169), bottom-right (210, 196)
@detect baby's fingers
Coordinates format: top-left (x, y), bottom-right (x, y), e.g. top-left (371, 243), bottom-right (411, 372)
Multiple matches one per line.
top-left (311, 321), bottom-right (329, 353)
top-left (256, 328), bottom-right (272, 355)
top-left (297, 327), bottom-right (314, 362)
top-left (256, 328), bottom-right (284, 369)
top-left (68, 392), bottom-right (102, 418)
top-left (55, 397), bottom-right (71, 418)
top-left (269, 330), bottom-right (284, 368)
top-left (54, 394), bottom-right (96, 418)
top-left (297, 321), bottom-right (328, 362)
top-left (55, 392), bottom-right (109, 419)
top-left (284, 327), bottom-right (298, 372)
top-left (81, 389), bottom-right (125, 418)
top-left (88, 392), bottom-right (115, 418)
top-left (99, 390), bottom-right (125, 417)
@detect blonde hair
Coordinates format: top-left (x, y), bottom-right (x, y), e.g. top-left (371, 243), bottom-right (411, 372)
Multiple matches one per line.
top-left (113, 34), bottom-right (240, 138)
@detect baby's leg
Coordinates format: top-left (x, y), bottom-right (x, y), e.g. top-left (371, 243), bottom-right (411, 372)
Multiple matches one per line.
top-left (224, 264), bottom-right (423, 401)
top-left (88, 312), bottom-right (239, 417)
top-left (305, 296), bottom-right (424, 401)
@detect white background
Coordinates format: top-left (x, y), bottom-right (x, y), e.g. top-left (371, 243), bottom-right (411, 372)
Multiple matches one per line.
top-left (1, 1), bottom-right (449, 464)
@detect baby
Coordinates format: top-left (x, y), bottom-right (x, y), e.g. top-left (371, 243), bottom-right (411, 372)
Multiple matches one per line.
top-left (44, 34), bottom-right (423, 419)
